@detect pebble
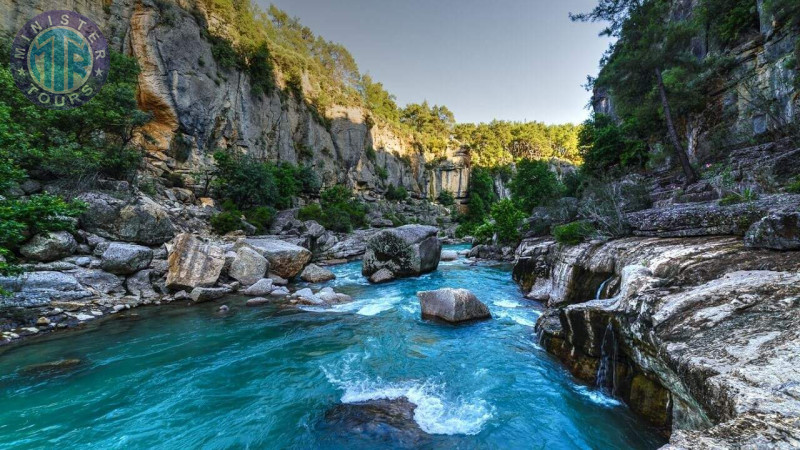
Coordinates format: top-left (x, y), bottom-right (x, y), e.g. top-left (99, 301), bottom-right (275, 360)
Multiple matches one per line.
top-left (51, 308), bottom-right (63, 315)
top-left (112, 305), bottom-right (126, 313)
top-left (36, 317), bottom-right (51, 326)
top-left (245, 297), bottom-right (270, 307)
top-left (90, 310), bottom-right (103, 316)
top-left (218, 305), bottom-right (229, 313)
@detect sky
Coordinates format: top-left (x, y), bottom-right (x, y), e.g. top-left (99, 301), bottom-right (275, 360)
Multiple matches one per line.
top-left (261, 0), bottom-right (613, 125)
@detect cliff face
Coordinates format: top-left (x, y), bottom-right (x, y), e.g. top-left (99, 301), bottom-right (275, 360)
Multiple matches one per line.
top-left (514, 207), bottom-right (800, 447)
top-left (0, 0), bottom-right (468, 199)
top-left (593, 0), bottom-right (799, 164)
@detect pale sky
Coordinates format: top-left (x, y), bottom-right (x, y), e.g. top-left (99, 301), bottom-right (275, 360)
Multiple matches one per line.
top-left (262, 0), bottom-right (613, 125)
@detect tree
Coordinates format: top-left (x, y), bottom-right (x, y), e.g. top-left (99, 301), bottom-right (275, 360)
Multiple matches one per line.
top-left (509, 159), bottom-right (562, 213)
top-left (574, 0), bottom-right (700, 184)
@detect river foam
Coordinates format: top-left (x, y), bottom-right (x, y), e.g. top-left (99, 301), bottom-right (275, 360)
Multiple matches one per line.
top-left (324, 355), bottom-right (493, 436)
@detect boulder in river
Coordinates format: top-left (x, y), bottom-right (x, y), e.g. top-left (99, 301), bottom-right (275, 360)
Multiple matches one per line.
top-left (440, 250), bottom-right (458, 261)
top-left (236, 238), bottom-right (312, 279)
top-left (369, 268), bottom-right (395, 284)
top-left (166, 233), bottom-right (226, 290)
top-left (242, 278), bottom-right (274, 296)
top-left (362, 225), bottom-right (441, 280)
top-left (322, 397), bottom-right (426, 448)
top-left (245, 297), bottom-right (270, 307)
top-left (417, 288), bottom-right (491, 323)
top-left (300, 264), bottom-right (336, 283)
top-left (21, 358), bottom-right (83, 376)
top-left (20, 231), bottom-right (77, 262)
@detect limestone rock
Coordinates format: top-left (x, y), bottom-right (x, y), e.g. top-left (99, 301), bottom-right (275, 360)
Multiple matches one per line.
top-left (362, 225), bottom-right (441, 279)
top-left (189, 287), bottom-right (228, 303)
top-left (417, 288), bottom-right (491, 323)
top-left (100, 243), bottom-right (153, 275)
top-left (237, 238), bottom-right (312, 279)
top-left (440, 250), bottom-right (458, 261)
top-left (78, 192), bottom-right (175, 245)
top-left (241, 278), bottom-right (274, 296)
top-left (369, 268), bottom-right (395, 284)
top-left (19, 232), bottom-right (77, 262)
top-left (0, 271), bottom-right (91, 307)
top-left (300, 264), bottom-right (336, 283)
top-left (292, 287), bottom-right (324, 305)
top-left (70, 269), bottom-right (125, 295)
top-left (228, 245), bottom-right (269, 286)
top-left (744, 211), bottom-right (800, 250)
top-left (166, 233), bottom-right (225, 290)
top-left (126, 270), bottom-right (158, 299)
top-left (323, 397), bottom-right (425, 447)
top-left (245, 297), bottom-right (270, 307)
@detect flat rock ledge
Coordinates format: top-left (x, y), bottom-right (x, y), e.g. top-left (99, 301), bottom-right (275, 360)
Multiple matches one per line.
top-left (417, 288), bottom-right (491, 323)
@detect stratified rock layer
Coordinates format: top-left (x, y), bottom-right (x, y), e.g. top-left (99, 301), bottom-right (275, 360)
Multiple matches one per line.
top-left (513, 235), bottom-right (800, 446)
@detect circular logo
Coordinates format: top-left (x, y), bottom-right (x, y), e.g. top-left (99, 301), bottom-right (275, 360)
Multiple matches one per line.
top-left (9, 10), bottom-right (109, 109)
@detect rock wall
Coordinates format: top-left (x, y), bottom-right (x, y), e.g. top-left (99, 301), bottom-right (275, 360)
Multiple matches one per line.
top-left (514, 236), bottom-right (800, 446)
top-left (593, 1), bottom-right (799, 164)
top-left (0, 0), bottom-right (467, 197)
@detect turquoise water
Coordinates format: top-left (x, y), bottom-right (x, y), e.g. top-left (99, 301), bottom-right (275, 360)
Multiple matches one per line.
top-left (0, 245), bottom-right (664, 449)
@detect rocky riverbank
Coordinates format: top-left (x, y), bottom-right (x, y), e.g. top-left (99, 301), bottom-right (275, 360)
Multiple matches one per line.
top-left (512, 197), bottom-right (800, 447)
top-left (0, 183), bottom-right (456, 347)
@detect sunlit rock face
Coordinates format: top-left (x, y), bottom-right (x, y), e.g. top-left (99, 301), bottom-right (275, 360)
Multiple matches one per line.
top-left (0, 0), bottom-right (468, 199)
top-left (514, 234), bottom-right (800, 444)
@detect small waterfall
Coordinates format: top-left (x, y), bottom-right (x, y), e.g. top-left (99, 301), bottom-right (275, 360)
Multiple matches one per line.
top-left (596, 322), bottom-right (618, 396)
top-left (536, 328), bottom-right (545, 347)
top-left (595, 276), bottom-right (613, 300)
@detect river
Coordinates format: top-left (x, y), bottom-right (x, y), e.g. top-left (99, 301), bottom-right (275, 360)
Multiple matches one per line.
top-left (0, 245), bottom-right (664, 449)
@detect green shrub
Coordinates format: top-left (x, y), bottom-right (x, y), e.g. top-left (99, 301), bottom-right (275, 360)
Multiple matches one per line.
top-left (213, 151), bottom-right (279, 210)
top-left (719, 187), bottom-right (758, 206)
top-left (365, 146), bottom-right (377, 162)
top-left (385, 184), bottom-right (408, 201)
top-left (786, 177), bottom-right (800, 194)
top-left (553, 221), bottom-right (596, 245)
top-left (245, 206), bottom-right (276, 233)
top-left (298, 203), bottom-right (324, 222)
top-left (299, 187), bottom-right (367, 232)
top-left (0, 51), bottom-right (150, 184)
top-left (490, 199), bottom-right (526, 244)
top-left (376, 166), bottom-right (389, 180)
top-left (509, 159), bottom-right (562, 212)
top-left (165, 172), bottom-right (185, 188)
top-left (210, 210), bottom-right (243, 235)
top-left (437, 190), bottom-right (455, 206)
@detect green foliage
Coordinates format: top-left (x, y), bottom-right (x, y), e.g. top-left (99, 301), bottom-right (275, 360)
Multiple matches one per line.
top-left (455, 121), bottom-right (583, 168)
top-left (436, 190), bottom-right (455, 206)
top-left (213, 151), bottom-right (279, 210)
top-left (0, 51), bottom-right (150, 184)
top-left (553, 221), bottom-right (596, 245)
top-left (245, 206), bottom-right (277, 233)
top-left (577, 114), bottom-right (647, 177)
top-left (718, 187), bottom-right (759, 205)
top-left (375, 166), bottom-right (389, 180)
top-left (787, 177), bottom-right (800, 194)
top-left (210, 210), bottom-right (244, 234)
top-left (0, 194), bottom-right (86, 280)
top-left (697, 0), bottom-right (760, 47)
top-left (300, 186), bottom-right (367, 232)
top-left (456, 167), bottom-right (497, 236)
top-left (490, 199), bottom-right (527, 244)
top-left (212, 151), bottom-right (319, 210)
top-left (365, 146), bottom-right (377, 162)
top-left (509, 159), bottom-right (562, 212)
top-left (385, 184), bottom-right (407, 201)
